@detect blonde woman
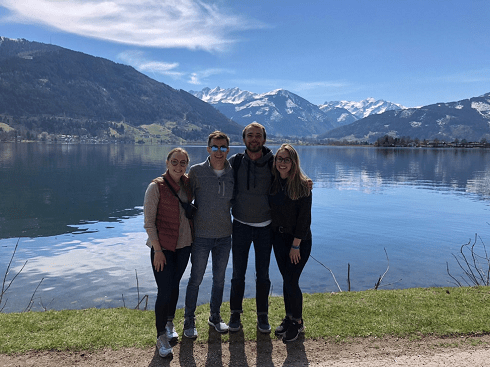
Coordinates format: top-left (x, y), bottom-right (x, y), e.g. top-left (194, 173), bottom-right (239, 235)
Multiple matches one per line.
top-left (269, 144), bottom-right (312, 342)
top-left (143, 148), bottom-right (193, 357)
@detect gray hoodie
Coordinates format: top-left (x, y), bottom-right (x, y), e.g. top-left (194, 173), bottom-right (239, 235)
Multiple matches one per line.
top-left (188, 157), bottom-right (234, 238)
top-left (230, 146), bottom-right (274, 224)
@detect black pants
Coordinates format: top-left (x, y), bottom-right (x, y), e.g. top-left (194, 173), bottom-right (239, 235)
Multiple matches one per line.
top-left (272, 231), bottom-right (311, 320)
top-left (151, 246), bottom-right (191, 336)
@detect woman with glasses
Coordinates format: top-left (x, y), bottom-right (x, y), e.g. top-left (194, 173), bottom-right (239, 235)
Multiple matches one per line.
top-left (269, 143), bottom-right (312, 342)
top-left (143, 147), bottom-right (194, 358)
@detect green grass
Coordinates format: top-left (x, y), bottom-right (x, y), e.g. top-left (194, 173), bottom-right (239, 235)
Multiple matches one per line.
top-left (2, 286), bottom-right (490, 354)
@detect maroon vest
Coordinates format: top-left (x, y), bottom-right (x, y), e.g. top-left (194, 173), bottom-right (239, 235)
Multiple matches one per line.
top-left (152, 172), bottom-right (193, 251)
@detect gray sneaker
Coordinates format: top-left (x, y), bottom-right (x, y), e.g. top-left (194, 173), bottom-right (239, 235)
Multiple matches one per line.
top-left (156, 334), bottom-right (173, 357)
top-left (165, 320), bottom-right (178, 342)
top-left (208, 314), bottom-right (229, 333)
top-left (183, 317), bottom-right (198, 339)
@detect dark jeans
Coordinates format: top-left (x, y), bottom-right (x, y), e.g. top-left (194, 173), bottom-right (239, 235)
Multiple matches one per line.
top-left (272, 231), bottom-right (311, 320)
top-left (230, 220), bottom-right (272, 314)
top-left (151, 246), bottom-right (191, 337)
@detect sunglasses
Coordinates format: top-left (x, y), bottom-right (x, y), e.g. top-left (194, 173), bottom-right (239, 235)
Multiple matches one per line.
top-left (170, 159), bottom-right (188, 167)
top-left (276, 156), bottom-right (292, 164)
top-left (210, 145), bottom-right (228, 152)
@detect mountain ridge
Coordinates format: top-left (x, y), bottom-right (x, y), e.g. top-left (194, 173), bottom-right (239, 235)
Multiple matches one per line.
top-left (0, 36), bottom-right (242, 143)
top-left (2, 36), bottom-right (489, 144)
top-left (320, 93), bottom-right (490, 143)
top-left (190, 87), bottom-right (404, 138)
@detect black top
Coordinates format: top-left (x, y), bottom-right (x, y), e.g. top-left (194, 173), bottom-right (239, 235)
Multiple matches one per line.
top-left (269, 179), bottom-right (312, 240)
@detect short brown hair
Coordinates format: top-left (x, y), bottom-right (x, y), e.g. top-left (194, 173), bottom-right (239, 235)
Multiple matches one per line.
top-left (242, 122), bottom-right (267, 140)
top-left (207, 130), bottom-right (230, 146)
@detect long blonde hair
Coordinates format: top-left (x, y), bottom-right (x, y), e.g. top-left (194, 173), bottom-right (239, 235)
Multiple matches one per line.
top-left (271, 144), bottom-right (310, 200)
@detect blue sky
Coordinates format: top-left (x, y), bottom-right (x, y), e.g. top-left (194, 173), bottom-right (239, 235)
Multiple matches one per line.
top-left (0, 0), bottom-right (489, 108)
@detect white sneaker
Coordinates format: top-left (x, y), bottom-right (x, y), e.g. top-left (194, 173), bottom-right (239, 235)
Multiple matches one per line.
top-left (165, 321), bottom-right (178, 342)
top-left (157, 334), bottom-right (173, 358)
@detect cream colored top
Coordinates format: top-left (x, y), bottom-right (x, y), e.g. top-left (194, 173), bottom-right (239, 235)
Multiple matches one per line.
top-left (143, 181), bottom-right (192, 250)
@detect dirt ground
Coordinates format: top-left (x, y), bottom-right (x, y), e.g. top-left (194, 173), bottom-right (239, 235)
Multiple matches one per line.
top-left (2, 333), bottom-right (490, 367)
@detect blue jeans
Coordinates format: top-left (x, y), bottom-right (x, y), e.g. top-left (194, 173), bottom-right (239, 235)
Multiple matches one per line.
top-left (151, 246), bottom-right (191, 337)
top-left (272, 231), bottom-right (311, 320)
top-left (184, 236), bottom-right (232, 319)
top-left (229, 220), bottom-right (272, 314)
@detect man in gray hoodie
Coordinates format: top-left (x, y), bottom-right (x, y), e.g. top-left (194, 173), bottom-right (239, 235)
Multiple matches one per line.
top-left (228, 122), bottom-right (274, 333)
top-left (183, 131), bottom-right (234, 338)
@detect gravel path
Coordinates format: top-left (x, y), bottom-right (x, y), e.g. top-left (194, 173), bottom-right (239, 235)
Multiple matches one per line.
top-left (2, 334), bottom-right (490, 366)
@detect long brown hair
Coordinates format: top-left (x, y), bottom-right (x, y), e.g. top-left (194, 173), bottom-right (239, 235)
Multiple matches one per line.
top-left (166, 147), bottom-right (190, 163)
top-left (271, 144), bottom-right (310, 200)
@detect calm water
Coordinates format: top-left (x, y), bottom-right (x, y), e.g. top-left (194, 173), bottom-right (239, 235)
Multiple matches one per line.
top-left (1, 143), bottom-right (490, 313)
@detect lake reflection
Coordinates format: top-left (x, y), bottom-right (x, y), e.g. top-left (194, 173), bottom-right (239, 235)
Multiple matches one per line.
top-left (1, 143), bottom-right (490, 312)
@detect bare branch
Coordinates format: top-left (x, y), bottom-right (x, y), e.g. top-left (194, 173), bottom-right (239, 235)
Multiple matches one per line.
top-left (446, 261), bottom-right (462, 287)
top-left (39, 297), bottom-right (55, 312)
top-left (135, 295), bottom-right (148, 310)
top-left (347, 263), bottom-right (351, 292)
top-left (373, 248), bottom-right (390, 290)
top-left (23, 277), bottom-right (45, 312)
top-left (447, 233), bottom-right (490, 287)
top-left (135, 269), bottom-right (140, 310)
top-left (1, 238), bottom-right (28, 310)
top-left (375, 278), bottom-right (403, 289)
top-left (309, 255), bottom-right (343, 292)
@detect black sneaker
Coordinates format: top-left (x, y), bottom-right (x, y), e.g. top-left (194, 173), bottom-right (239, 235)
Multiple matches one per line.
top-left (275, 317), bottom-right (292, 337)
top-left (228, 312), bottom-right (241, 332)
top-left (257, 314), bottom-right (271, 333)
top-left (282, 320), bottom-right (305, 342)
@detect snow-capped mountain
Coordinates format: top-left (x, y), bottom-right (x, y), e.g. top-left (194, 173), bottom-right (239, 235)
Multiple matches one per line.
top-left (190, 87), bottom-right (406, 137)
top-left (190, 87), bottom-right (337, 137)
top-left (192, 87), bottom-right (255, 105)
top-left (320, 98), bottom-right (406, 120)
top-left (321, 92), bottom-right (490, 143)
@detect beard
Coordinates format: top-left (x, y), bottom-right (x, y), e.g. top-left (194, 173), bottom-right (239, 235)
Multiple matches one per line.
top-left (246, 141), bottom-right (263, 153)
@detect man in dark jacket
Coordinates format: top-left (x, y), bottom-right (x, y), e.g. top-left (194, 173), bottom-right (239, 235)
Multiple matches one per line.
top-left (228, 122), bottom-right (274, 333)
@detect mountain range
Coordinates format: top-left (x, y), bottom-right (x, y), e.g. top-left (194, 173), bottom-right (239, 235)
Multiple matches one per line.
top-left (0, 36), bottom-right (242, 143)
top-left (191, 86), bottom-right (490, 143)
top-left (190, 87), bottom-right (404, 138)
top-left (1, 36), bottom-right (489, 144)
top-left (320, 93), bottom-right (490, 143)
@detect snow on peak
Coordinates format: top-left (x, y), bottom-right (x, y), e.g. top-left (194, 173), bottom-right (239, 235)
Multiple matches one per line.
top-left (190, 87), bottom-right (255, 105)
top-left (321, 98), bottom-right (406, 119)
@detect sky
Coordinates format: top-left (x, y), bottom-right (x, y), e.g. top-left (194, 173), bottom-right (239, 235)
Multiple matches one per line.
top-left (0, 0), bottom-right (489, 108)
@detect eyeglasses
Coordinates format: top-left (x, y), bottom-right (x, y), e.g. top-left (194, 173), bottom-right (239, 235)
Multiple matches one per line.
top-left (170, 159), bottom-right (188, 167)
top-left (210, 145), bottom-right (228, 152)
top-left (276, 157), bottom-right (292, 164)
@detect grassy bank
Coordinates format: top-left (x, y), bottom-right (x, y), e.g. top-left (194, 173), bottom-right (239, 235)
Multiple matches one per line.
top-left (2, 286), bottom-right (490, 354)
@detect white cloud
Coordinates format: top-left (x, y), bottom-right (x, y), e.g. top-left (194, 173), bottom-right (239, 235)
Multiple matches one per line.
top-left (0, 0), bottom-right (264, 52)
top-left (189, 73), bottom-right (200, 85)
top-left (117, 50), bottom-right (184, 78)
top-left (188, 67), bottom-right (234, 84)
top-left (117, 50), bottom-right (233, 84)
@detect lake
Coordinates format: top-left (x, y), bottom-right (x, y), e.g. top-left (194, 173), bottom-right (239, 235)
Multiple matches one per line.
top-left (1, 143), bottom-right (490, 313)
